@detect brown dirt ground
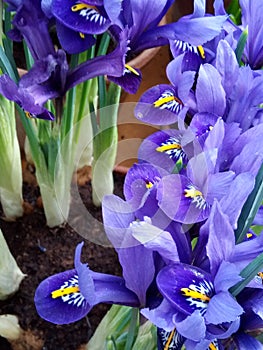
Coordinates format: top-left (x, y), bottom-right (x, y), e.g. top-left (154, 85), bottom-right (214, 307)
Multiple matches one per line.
top-left (0, 164), bottom-right (125, 350)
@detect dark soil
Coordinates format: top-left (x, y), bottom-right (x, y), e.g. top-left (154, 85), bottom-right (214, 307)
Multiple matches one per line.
top-left (0, 169), bottom-right (126, 350)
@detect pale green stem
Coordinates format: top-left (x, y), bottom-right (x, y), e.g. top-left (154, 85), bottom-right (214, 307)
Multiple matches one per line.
top-left (87, 305), bottom-right (134, 350)
top-left (92, 83), bottom-right (121, 206)
top-left (0, 98), bottom-right (23, 219)
top-left (124, 308), bottom-right (139, 350)
top-left (0, 229), bottom-right (25, 300)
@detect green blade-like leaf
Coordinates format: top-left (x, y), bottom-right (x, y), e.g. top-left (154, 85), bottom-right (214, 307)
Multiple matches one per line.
top-left (230, 252), bottom-right (263, 297)
top-left (235, 27), bottom-right (248, 66)
top-left (227, 0), bottom-right (241, 25)
top-left (235, 163), bottom-right (263, 244)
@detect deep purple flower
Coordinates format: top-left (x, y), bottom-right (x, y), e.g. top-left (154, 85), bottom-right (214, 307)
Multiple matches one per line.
top-left (0, 74), bottom-right (54, 120)
top-left (50, 0), bottom-right (121, 54)
top-left (110, 0), bottom-right (175, 54)
top-left (231, 289), bottom-right (263, 349)
top-left (7, 0), bottom-right (55, 61)
top-left (55, 20), bottom-right (96, 54)
top-left (0, 37), bottom-right (127, 119)
top-left (106, 0), bottom-right (173, 93)
top-left (107, 63), bottom-right (142, 94)
top-left (34, 242), bottom-right (139, 324)
top-left (108, 0), bottom-right (226, 94)
top-left (52, 0), bottom-right (112, 35)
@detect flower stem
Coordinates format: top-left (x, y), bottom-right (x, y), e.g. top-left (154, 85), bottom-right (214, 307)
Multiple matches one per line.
top-left (91, 83), bottom-right (121, 206)
top-left (124, 308), bottom-right (139, 350)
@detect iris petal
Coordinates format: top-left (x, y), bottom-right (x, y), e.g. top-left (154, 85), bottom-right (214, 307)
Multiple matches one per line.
top-left (52, 0), bottom-right (111, 34)
top-left (157, 263), bottom-right (214, 316)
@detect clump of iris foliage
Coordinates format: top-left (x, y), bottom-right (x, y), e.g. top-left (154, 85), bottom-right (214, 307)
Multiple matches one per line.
top-left (20, 0), bottom-right (263, 348)
top-left (0, 0), bottom-right (228, 227)
top-left (0, 0), bottom-right (231, 229)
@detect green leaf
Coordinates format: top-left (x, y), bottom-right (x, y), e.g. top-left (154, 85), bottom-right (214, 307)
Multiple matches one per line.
top-left (0, 45), bottom-right (18, 81)
top-left (131, 321), bottom-right (157, 350)
top-left (230, 252), bottom-right (263, 297)
top-left (227, 0), bottom-right (241, 25)
top-left (235, 163), bottom-right (263, 244)
top-left (87, 305), bottom-right (134, 350)
top-left (124, 308), bottom-right (139, 350)
top-left (235, 27), bottom-right (248, 66)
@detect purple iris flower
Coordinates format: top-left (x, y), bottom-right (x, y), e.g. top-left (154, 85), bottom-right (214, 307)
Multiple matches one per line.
top-left (135, 54), bottom-right (196, 125)
top-left (0, 74), bottom-right (55, 120)
top-left (215, 40), bottom-right (263, 131)
top-left (0, 36), bottom-right (127, 119)
top-left (106, 0), bottom-right (174, 93)
top-left (231, 289), bottom-right (263, 349)
top-left (110, 0), bottom-right (174, 53)
top-left (132, 0), bottom-right (227, 54)
top-left (102, 196), bottom-right (162, 306)
top-left (102, 162), bottom-right (194, 303)
top-left (34, 242), bottom-right (139, 324)
top-left (108, 0), bottom-right (226, 94)
top-left (123, 162), bottom-right (164, 212)
top-left (168, 0), bottom-right (228, 72)
top-left (238, 0), bottom-right (263, 69)
top-left (137, 128), bottom-right (193, 174)
top-left (155, 140), bottom-right (248, 225)
top-left (50, 0), bottom-right (119, 54)
top-left (6, 0), bottom-right (55, 61)
top-left (52, 0), bottom-right (112, 35)
top-left (142, 202), bottom-right (245, 348)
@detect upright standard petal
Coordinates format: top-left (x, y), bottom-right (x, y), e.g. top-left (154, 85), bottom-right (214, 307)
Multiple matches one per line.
top-left (205, 201), bottom-right (235, 276)
top-left (11, 0), bottom-right (55, 60)
top-left (196, 64), bottom-right (226, 117)
top-left (239, 0), bottom-right (263, 69)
